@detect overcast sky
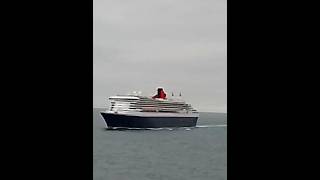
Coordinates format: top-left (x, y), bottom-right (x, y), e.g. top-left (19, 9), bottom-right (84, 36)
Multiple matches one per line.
top-left (93, 0), bottom-right (227, 113)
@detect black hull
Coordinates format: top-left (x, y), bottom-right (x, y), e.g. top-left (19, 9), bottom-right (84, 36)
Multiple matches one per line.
top-left (100, 112), bottom-right (198, 128)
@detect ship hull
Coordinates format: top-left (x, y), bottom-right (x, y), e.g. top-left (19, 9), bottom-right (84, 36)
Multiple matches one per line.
top-left (100, 112), bottom-right (198, 128)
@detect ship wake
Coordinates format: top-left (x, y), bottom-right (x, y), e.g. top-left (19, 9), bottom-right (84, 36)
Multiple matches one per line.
top-left (196, 124), bottom-right (227, 128)
top-left (105, 124), bottom-right (227, 131)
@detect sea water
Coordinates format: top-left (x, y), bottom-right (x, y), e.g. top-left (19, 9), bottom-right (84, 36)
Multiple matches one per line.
top-left (93, 108), bottom-right (227, 180)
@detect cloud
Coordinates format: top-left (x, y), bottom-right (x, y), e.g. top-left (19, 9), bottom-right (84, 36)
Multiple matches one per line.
top-left (93, 0), bottom-right (227, 112)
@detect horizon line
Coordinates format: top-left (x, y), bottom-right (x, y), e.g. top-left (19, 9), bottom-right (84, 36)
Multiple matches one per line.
top-left (92, 107), bottom-right (227, 114)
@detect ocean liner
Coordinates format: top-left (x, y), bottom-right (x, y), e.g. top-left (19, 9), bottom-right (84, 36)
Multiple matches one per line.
top-left (100, 88), bottom-right (199, 129)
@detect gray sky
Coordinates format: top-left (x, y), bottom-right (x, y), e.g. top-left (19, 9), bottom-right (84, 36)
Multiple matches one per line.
top-left (93, 0), bottom-right (227, 112)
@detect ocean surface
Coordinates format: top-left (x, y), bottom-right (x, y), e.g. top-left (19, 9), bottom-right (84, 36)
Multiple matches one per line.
top-left (93, 108), bottom-right (227, 180)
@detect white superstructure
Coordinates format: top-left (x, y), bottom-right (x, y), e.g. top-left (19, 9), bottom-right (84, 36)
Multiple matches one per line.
top-left (108, 95), bottom-right (198, 114)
